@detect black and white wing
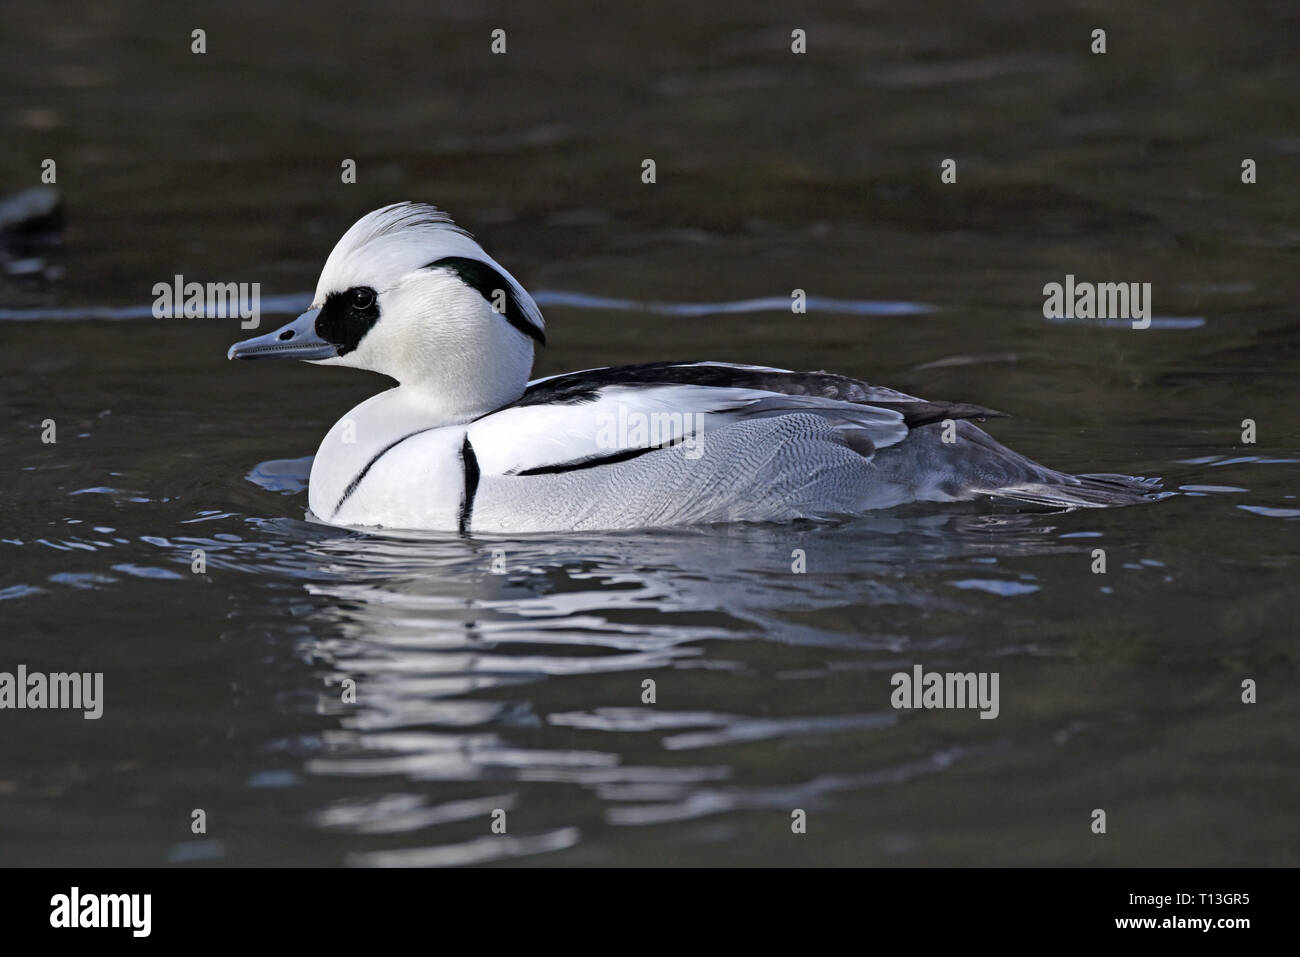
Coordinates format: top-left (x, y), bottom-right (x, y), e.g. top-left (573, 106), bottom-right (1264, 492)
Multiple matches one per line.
top-left (467, 361), bottom-right (1003, 477)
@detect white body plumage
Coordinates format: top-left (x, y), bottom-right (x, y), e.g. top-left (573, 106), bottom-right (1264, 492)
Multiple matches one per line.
top-left (229, 203), bottom-right (1163, 532)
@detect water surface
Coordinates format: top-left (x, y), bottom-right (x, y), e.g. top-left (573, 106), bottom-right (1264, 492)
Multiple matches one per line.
top-left (1, 0), bottom-right (1296, 866)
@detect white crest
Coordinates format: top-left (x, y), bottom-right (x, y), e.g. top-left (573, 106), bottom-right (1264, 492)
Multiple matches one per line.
top-left (312, 202), bottom-right (544, 337)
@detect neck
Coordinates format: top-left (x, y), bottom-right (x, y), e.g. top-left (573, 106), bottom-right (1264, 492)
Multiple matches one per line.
top-left (394, 375), bottom-right (525, 426)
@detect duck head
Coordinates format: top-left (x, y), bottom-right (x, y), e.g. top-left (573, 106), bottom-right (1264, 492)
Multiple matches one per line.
top-left (228, 202), bottom-right (545, 422)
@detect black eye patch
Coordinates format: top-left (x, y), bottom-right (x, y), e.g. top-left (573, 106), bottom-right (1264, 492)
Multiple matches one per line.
top-left (315, 285), bottom-right (380, 355)
top-left (426, 256), bottom-right (546, 346)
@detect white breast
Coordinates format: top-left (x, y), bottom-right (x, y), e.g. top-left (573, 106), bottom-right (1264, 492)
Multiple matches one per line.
top-left (325, 426), bottom-right (467, 529)
top-left (308, 388), bottom-right (468, 529)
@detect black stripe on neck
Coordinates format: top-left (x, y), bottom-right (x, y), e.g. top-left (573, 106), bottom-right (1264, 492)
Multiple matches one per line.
top-left (427, 256), bottom-right (546, 346)
top-left (513, 435), bottom-right (688, 476)
top-left (458, 436), bottom-right (480, 534)
top-left (332, 428), bottom-right (433, 519)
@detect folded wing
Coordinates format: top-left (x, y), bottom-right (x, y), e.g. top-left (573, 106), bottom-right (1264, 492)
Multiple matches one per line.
top-left (468, 362), bottom-right (1003, 477)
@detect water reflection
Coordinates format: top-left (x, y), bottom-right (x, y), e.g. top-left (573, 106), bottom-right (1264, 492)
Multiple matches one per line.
top-left (145, 489), bottom-right (1106, 862)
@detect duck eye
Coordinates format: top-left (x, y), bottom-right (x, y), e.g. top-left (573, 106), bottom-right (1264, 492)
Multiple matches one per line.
top-left (350, 288), bottom-right (375, 310)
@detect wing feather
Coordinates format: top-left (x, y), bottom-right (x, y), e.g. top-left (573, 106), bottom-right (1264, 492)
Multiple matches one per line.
top-left (472, 362), bottom-right (1003, 476)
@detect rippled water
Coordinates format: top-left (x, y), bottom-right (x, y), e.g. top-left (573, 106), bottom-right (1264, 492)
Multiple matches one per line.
top-left (2, 0), bottom-right (1297, 865)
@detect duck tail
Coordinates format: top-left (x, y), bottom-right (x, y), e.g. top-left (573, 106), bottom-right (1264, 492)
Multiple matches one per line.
top-left (875, 419), bottom-right (1170, 510)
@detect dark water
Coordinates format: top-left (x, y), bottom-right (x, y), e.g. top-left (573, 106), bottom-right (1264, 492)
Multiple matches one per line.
top-left (1, 1), bottom-right (1297, 865)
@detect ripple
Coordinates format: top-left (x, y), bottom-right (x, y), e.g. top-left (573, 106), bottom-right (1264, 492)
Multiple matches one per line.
top-left (949, 578), bottom-right (1040, 596)
top-left (1238, 504), bottom-right (1300, 519)
top-left (316, 793), bottom-right (516, 835)
top-left (1, 291), bottom-right (934, 323)
top-left (0, 584), bottom-right (45, 600)
top-left (347, 827), bottom-right (581, 867)
top-left (661, 712), bottom-right (898, 750)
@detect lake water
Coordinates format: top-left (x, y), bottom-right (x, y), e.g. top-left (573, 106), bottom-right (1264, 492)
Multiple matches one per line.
top-left (1, 0), bottom-right (1296, 866)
